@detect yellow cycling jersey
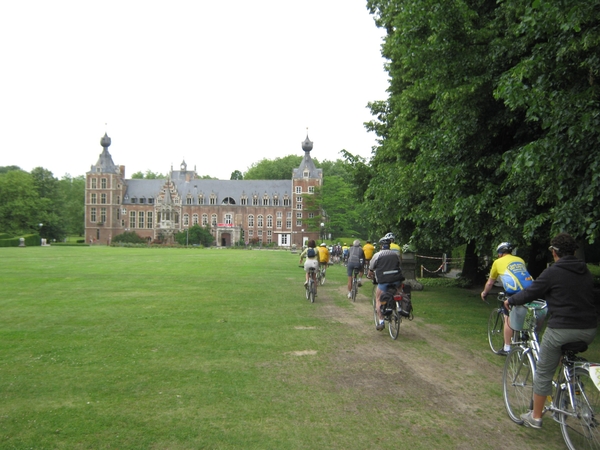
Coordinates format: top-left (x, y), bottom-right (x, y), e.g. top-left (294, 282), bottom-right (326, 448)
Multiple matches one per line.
top-left (363, 243), bottom-right (375, 260)
top-left (490, 254), bottom-right (533, 294)
top-left (317, 246), bottom-right (330, 263)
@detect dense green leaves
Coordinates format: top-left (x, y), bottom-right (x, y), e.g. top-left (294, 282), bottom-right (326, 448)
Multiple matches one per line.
top-left (362, 0), bottom-right (600, 273)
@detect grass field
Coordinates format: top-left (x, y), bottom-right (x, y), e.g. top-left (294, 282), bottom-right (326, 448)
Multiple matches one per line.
top-left (1, 246), bottom-right (599, 449)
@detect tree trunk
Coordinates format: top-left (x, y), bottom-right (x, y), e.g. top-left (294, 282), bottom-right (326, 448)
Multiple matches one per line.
top-left (461, 240), bottom-right (479, 285)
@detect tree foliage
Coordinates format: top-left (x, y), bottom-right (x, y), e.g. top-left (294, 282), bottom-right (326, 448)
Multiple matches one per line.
top-left (243, 155), bottom-right (303, 180)
top-left (362, 0), bottom-right (600, 278)
top-left (174, 224), bottom-right (214, 247)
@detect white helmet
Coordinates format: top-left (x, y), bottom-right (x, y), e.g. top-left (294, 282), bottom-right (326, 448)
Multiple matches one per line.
top-left (384, 232), bottom-right (395, 242)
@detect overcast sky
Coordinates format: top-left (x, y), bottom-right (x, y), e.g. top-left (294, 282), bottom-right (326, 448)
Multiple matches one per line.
top-left (1, 1), bottom-right (389, 180)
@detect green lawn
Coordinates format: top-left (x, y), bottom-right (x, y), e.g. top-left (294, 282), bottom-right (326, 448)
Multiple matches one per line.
top-left (1, 246), bottom-right (598, 449)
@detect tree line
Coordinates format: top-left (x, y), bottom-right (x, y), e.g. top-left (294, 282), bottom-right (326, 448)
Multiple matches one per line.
top-left (0, 166), bottom-right (84, 241)
top-left (352, 0), bottom-right (600, 280)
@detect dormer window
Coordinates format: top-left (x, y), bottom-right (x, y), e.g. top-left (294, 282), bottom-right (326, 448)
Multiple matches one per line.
top-left (303, 170), bottom-right (309, 178)
top-left (148, 198), bottom-right (154, 204)
top-left (131, 197), bottom-right (137, 204)
top-left (139, 197), bottom-right (145, 204)
top-left (222, 197), bottom-right (236, 205)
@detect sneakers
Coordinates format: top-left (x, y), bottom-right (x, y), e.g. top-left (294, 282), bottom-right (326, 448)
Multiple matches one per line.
top-left (376, 321), bottom-right (385, 331)
top-left (357, 281), bottom-right (363, 287)
top-left (304, 281), bottom-right (308, 287)
top-left (497, 349), bottom-right (508, 356)
top-left (521, 411), bottom-right (542, 429)
top-left (347, 292), bottom-right (352, 299)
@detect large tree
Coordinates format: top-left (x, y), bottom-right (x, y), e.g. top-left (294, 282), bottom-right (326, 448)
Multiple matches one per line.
top-left (364, 0), bottom-right (600, 281)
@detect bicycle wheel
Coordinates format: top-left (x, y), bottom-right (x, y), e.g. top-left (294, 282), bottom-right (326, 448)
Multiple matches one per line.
top-left (559, 367), bottom-right (600, 450)
top-left (388, 310), bottom-right (400, 340)
top-left (372, 287), bottom-right (379, 327)
top-left (351, 278), bottom-right (358, 302)
top-left (305, 283), bottom-right (309, 300)
top-left (309, 280), bottom-right (316, 303)
top-left (503, 346), bottom-right (535, 424)
top-left (320, 267), bottom-right (326, 285)
top-left (488, 308), bottom-right (505, 354)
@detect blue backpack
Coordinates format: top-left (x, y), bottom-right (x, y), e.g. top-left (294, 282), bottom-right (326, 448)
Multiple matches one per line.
top-left (307, 248), bottom-right (316, 258)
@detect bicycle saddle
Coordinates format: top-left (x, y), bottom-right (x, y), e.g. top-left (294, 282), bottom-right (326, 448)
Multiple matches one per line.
top-left (561, 341), bottom-right (588, 354)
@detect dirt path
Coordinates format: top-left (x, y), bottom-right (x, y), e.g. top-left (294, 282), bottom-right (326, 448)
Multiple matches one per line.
top-left (315, 284), bottom-right (566, 450)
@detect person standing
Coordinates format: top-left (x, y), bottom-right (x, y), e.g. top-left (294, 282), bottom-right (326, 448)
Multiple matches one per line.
top-left (481, 242), bottom-right (533, 355)
top-left (346, 239), bottom-right (365, 298)
top-left (504, 233), bottom-right (598, 428)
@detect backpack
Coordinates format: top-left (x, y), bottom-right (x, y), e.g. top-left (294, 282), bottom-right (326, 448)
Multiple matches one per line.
top-left (307, 248), bottom-right (316, 258)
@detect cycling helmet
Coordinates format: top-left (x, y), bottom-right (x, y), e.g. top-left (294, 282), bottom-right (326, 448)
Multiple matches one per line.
top-left (379, 236), bottom-right (391, 245)
top-left (320, 243), bottom-right (327, 247)
top-left (384, 232), bottom-right (395, 242)
top-left (496, 242), bottom-right (513, 254)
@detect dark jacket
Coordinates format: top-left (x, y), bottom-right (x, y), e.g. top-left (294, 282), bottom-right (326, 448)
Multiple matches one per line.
top-left (510, 255), bottom-right (597, 329)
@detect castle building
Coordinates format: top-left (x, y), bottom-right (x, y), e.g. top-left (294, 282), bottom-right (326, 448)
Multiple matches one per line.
top-left (85, 133), bottom-right (323, 247)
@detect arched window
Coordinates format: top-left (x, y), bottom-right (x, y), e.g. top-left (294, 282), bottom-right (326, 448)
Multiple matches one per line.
top-left (248, 215), bottom-right (254, 227)
top-left (257, 215), bottom-right (264, 228)
top-left (222, 197), bottom-right (236, 205)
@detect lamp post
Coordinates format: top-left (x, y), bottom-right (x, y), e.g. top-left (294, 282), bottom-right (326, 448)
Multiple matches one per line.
top-left (320, 222), bottom-right (325, 242)
top-left (301, 229), bottom-right (304, 248)
top-left (186, 227), bottom-right (189, 247)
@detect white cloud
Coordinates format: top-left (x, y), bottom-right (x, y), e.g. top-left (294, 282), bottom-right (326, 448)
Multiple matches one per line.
top-left (0, 0), bottom-right (388, 179)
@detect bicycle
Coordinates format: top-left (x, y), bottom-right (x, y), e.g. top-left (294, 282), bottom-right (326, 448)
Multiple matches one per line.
top-left (299, 266), bottom-right (317, 303)
top-left (487, 292), bottom-right (509, 355)
top-left (317, 263), bottom-right (326, 286)
top-left (503, 300), bottom-right (600, 450)
top-left (371, 280), bottom-right (413, 340)
top-left (350, 267), bottom-right (360, 302)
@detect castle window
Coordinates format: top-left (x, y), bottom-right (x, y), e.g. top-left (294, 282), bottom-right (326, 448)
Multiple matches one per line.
top-left (138, 211), bottom-right (144, 228)
top-left (296, 220), bottom-right (302, 227)
top-left (240, 197), bottom-right (247, 205)
top-left (296, 196), bottom-right (302, 203)
top-left (273, 197), bottom-right (279, 206)
top-left (308, 186), bottom-right (315, 193)
top-left (210, 196), bottom-right (216, 205)
top-left (129, 211), bottom-right (136, 228)
top-left (296, 212), bottom-right (302, 219)
top-left (262, 196), bottom-right (269, 206)
top-left (224, 214), bottom-right (232, 225)
top-left (90, 207), bottom-right (97, 222)
top-left (283, 197), bottom-right (290, 206)
top-left (303, 170), bottom-right (309, 178)
top-left (295, 186), bottom-right (302, 194)
top-left (139, 198), bottom-right (145, 204)
top-left (266, 215), bottom-right (273, 228)
top-left (202, 214), bottom-right (208, 226)
top-left (211, 214), bottom-right (217, 227)
top-left (222, 197), bottom-right (236, 205)
top-left (148, 198), bottom-right (154, 204)
top-left (91, 178), bottom-right (97, 189)
top-left (308, 213), bottom-right (315, 219)
top-left (101, 178), bottom-right (107, 189)
top-left (147, 212), bottom-right (153, 228)
top-left (101, 193), bottom-right (107, 204)
top-left (252, 196), bottom-right (259, 206)
top-left (91, 193), bottom-right (97, 204)
top-left (248, 215), bottom-right (254, 227)
top-left (193, 214), bottom-right (199, 225)
top-left (186, 197), bottom-right (192, 205)
top-left (183, 214), bottom-right (189, 226)
top-left (257, 215), bottom-right (263, 228)
top-left (296, 203), bottom-right (302, 210)
top-left (131, 197), bottom-right (137, 204)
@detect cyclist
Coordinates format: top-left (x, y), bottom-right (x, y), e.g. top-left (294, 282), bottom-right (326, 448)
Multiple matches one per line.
top-left (481, 242), bottom-right (533, 355)
top-left (299, 239), bottom-right (319, 293)
top-left (369, 236), bottom-right (404, 330)
top-left (385, 232), bottom-right (401, 255)
top-left (363, 240), bottom-right (375, 270)
top-left (504, 233), bottom-right (597, 428)
top-left (342, 243), bottom-right (349, 265)
top-left (346, 239), bottom-right (365, 299)
top-left (317, 242), bottom-right (330, 277)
